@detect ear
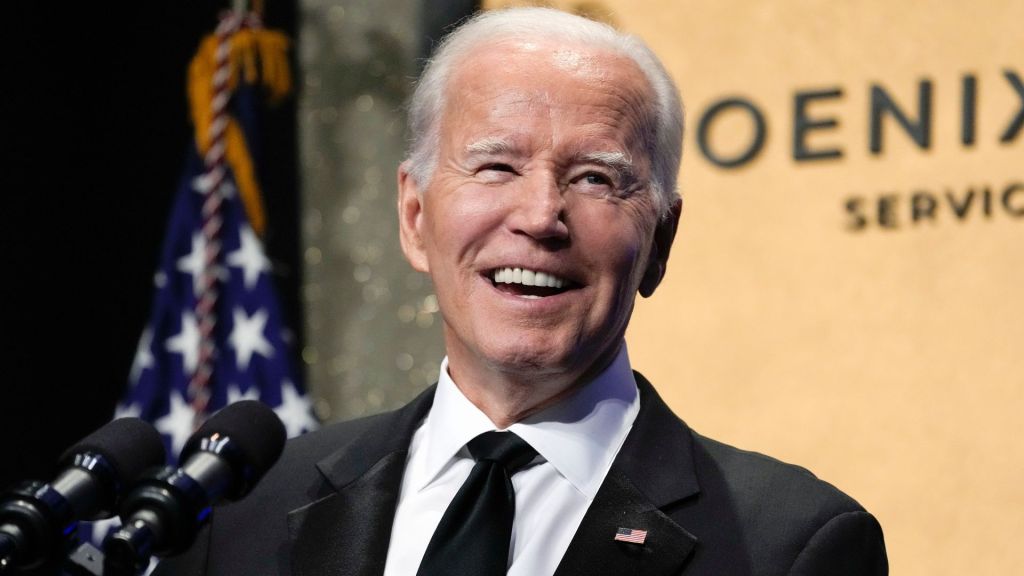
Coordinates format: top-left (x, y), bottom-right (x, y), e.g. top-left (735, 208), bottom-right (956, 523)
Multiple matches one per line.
top-left (639, 198), bottom-right (682, 298)
top-left (397, 161), bottom-right (430, 273)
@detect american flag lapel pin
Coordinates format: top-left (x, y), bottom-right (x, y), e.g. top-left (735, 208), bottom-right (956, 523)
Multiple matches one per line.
top-left (613, 527), bottom-right (648, 544)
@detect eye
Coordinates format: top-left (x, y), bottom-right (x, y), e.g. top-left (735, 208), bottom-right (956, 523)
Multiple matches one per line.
top-left (582, 173), bottom-right (611, 186)
top-left (572, 171), bottom-right (615, 191)
top-left (481, 163), bottom-right (514, 173)
top-left (476, 163), bottom-right (517, 183)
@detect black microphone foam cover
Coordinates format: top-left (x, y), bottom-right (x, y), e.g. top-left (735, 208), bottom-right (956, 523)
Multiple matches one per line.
top-left (57, 417), bottom-right (166, 489)
top-left (102, 402), bottom-right (286, 566)
top-left (183, 400), bottom-right (286, 476)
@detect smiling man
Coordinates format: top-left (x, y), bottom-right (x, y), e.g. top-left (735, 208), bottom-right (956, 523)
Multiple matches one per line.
top-left (396, 31), bottom-right (673, 430)
top-left (154, 7), bottom-right (887, 576)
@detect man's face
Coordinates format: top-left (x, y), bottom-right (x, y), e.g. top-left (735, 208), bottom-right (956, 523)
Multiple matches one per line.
top-left (399, 39), bottom-right (679, 400)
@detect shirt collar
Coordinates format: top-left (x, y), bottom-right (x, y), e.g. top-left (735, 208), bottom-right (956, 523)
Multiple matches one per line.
top-left (416, 344), bottom-right (639, 499)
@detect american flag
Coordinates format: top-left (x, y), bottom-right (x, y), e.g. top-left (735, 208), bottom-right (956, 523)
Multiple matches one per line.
top-left (77, 12), bottom-right (316, 556)
top-left (109, 141), bottom-right (318, 458)
top-left (613, 527), bottom-right (648, 544)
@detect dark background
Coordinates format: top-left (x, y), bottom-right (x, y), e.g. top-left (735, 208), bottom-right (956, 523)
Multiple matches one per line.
top-left (0, 0), bottom-right (481, 493)
top-left (0, 1), bottom-right (301, 490)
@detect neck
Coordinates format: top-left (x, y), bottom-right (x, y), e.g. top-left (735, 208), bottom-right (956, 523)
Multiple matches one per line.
top-left (445, 343), bottom-right (624, 429)
top-left (453, 376), bottom-right (578, 429)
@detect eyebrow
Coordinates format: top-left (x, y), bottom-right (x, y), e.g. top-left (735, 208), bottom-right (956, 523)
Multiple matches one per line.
top-left (574, 150), bottom-right (638, 182)
top-left (464, 137), bottom-right (517, 156)
top-left (463, 140), bottom-right (640, 183)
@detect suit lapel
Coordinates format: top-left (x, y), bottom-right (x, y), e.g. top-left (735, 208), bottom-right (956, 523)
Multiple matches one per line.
top-left (287, 386), bottom-right (436, 576)
top-left (285, 373), bottom-right (701, 576)
top-left (555, 373), bottom-right (700, 576)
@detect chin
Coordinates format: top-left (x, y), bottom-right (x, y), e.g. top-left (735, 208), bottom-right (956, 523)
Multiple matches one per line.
top-left (481, 339), bottom-right (587, 382)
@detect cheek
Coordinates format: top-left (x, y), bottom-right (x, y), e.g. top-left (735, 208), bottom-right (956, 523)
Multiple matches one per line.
top-left (576, 203), bottom-right (650, 256)
top-left (422, 185), bottom-right (508, 261)
top-left (447, 188), bottom-right (509, 221)
top-left (573, 203), bottom-right (657, 289)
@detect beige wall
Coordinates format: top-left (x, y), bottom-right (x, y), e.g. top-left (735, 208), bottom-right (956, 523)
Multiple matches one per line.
top-left (486, 1), bottom-right (1024, 574)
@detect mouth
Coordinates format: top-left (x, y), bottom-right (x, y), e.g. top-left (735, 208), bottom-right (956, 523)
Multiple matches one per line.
top-left (488, 266), bottom-right (578, 299)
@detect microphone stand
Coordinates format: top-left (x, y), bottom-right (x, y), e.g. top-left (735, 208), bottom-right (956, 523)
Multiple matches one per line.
top-left (61, 541), bottom-right (104, 576)
top-left (63, 538), bottom-right (158, 576)
top-left (0, 536), bottom-right (103, 576)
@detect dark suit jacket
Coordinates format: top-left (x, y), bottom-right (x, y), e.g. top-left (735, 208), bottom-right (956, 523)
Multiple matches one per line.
top-left (153, 373), bottom-right (887, 575)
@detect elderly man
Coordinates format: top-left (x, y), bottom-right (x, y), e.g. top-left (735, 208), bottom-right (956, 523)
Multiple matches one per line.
top-left (155, 6), bottom-right (887, 576)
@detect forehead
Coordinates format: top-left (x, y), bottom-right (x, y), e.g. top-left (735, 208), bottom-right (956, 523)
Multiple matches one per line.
top-left (440, 39), bottom-right (654, 150)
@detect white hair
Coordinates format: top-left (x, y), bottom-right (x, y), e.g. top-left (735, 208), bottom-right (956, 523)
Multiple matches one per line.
top-left (404, 6), bottom-right (684, 218)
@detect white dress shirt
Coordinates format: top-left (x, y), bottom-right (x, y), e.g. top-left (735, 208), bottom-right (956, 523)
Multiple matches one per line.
top-left (382, 344), bottom-right (640, 576)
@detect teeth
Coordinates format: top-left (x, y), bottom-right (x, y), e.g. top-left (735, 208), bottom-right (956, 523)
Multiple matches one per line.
top-left (492, 267), bottom-right (566, 289)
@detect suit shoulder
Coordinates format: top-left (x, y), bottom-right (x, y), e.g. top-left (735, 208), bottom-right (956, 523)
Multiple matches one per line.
top-left (677, 431), bottom-right (886, 573)
top-left (155, 392), bottom-right (435, 575)
top-left (253, 409), bottom-right (396, 493)
top-left (278, 410), bottom-right (392, 463)
top-left (690, 431), bottom-right (867, 520)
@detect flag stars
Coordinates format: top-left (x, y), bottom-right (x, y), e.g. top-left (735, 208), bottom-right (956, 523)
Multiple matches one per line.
top-left (166, 311), bottom-right (200, 375)
top-left (87, 36), bottom-right (321, 557)
top-left (114, 402), bottom-right (142, 420)
top-left (177, 233), bottom-right (206, 296)
top-left (227, 382), bottom-right (260, 405)
top-left (191, 170), bottom-right (236, 198)
top-left (229, 307), bottom-right (273, 370)
top-left (154, 390), bottom-right (196, 457)
top-left (129, 327), bottom-right (155, 385)
top-left (227, 225), bottom-right (271, 290)
top-left (274, 380), bottom-right (319, 438)
top-left (177, 233), bottom-right (226, 297)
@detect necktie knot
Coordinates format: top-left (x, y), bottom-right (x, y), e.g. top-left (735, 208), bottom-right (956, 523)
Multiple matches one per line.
top-left (416, 431), bottom-right (536, 576)
top-left (468, 431), bottom-right (537, 474)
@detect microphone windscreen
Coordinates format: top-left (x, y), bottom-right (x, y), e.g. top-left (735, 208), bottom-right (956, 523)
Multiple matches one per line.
top-left (186, 400), bottom-right (286, 474)
top-left (58, 417), bottom-right (166, 487)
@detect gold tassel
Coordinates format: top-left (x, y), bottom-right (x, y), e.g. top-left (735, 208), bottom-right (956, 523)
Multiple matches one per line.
top-left (187, 27), bottom-right (293, 237)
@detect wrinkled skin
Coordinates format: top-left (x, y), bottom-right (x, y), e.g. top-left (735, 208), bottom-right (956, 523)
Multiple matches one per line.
top-left (398, 38), bottom-right (680, 427)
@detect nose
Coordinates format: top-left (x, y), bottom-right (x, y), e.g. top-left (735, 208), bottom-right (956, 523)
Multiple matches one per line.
top-left (508, 173), bottom-right (569, 242)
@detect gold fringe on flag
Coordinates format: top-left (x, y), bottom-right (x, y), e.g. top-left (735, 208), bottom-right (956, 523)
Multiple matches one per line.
top-left (187, 27), bottom-right (292, 237)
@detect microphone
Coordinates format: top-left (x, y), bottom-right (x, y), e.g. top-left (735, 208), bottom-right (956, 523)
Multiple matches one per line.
top-left (0, 417), bottom-right (166, 572)
top-left (103, 400), bottom-right (286, 575)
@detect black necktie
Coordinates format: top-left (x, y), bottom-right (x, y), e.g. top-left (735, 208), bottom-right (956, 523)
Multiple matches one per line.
top-left (416, 431), bottom-right (538, 576)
